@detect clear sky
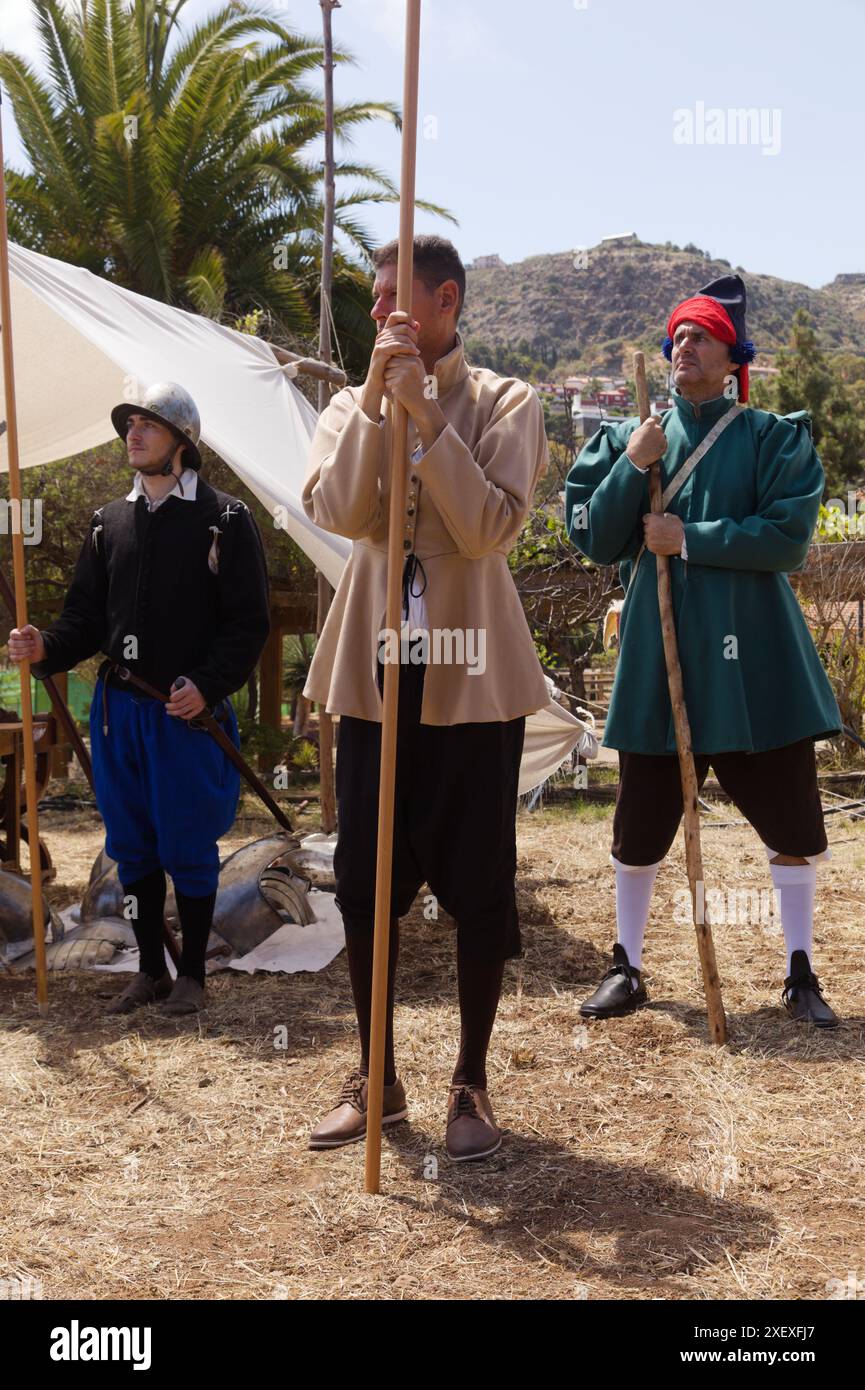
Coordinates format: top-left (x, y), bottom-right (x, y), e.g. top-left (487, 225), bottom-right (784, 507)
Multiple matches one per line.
top-left (1, 0), bottom-right (861, 288)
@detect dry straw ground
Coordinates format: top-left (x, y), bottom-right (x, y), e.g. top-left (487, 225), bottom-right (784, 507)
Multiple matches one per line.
top-left (2, 792), bottom-right (864, 1302)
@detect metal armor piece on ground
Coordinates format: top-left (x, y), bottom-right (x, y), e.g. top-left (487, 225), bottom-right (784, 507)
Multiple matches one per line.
top-left (286, 837), bottom-right (338, 891)
top-left (45, 920), bottom-right (139, 970)
top-left (86, 847), bottom-right (113, 888)
top-left (80, 833), bottom-right (320, 956)
top-left (212, 833), bottom-right (317, 954)
top-left (80, 852), bottom-right (126, 922)
top-left (80, 852), bottom-right (178, 925)
top-left (0, 867), bottom-right (64, 953)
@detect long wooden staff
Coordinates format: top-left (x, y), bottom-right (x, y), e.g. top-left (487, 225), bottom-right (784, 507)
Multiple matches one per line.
top-left (364, 0), bottom-right (422, 1194)
top-left (0, 89), bottom-right (48, 1012)
top-left (633, 351), bottom-right (726, 1045)
top-left (315, 0), bottom-right (339, 836)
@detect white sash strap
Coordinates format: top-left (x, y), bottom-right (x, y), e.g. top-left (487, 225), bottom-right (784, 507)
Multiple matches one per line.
top-left (629, 402), bottom-right (744, 583)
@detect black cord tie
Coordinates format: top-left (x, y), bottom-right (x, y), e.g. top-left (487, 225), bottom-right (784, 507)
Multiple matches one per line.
top-left (401, 552), bottom-right (428, 623)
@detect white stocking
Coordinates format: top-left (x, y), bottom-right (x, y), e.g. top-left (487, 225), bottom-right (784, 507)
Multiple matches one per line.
top-left (612, 857), bottom-right (661, 972)
top-left (768, 861), bottom-right (817, 974)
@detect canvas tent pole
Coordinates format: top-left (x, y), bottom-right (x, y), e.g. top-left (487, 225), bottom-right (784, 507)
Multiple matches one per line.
top-left (267, 342), bottom-right (346, 388)
top-left (0, 89), bottom-right (49, 1011)
top-left (364, 0), bottom-right (422, 1195)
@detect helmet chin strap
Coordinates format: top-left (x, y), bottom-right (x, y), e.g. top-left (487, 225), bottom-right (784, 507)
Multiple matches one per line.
top-left (138, 440), bottom-right (186, 486)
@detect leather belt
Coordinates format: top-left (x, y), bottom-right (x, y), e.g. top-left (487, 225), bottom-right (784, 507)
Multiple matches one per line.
top-left (97, 662), bottom-right (293, 834)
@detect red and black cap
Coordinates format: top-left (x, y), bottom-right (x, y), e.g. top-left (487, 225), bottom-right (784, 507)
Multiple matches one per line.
top-left (662, 274), bottom-right (755, 401)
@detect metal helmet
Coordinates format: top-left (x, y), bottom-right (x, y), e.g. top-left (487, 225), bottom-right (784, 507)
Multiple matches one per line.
top-left (111, 380), bottom-right (203, 470)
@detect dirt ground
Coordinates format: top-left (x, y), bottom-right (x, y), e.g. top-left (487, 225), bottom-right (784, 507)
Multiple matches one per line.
top-left (2, 789), bottom-right (864, 1302)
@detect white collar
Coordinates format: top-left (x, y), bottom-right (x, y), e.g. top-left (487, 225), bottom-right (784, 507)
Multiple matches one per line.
top-left (126, 467), bottom-right (199, 509)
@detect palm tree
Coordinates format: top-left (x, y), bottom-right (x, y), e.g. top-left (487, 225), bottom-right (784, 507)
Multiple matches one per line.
top-left (0, 0), bottom-right (454, 363)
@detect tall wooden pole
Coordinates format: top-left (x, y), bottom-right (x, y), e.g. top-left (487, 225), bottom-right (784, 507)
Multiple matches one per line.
top-left (634, 352), bottom-right (726, 1044)
top-left (317, 0), bottom-right (339, 410)
top-left (364, 0), bottom-right (422, 1193)
top-left (315, 0), bottom-right (340, 835)
top-left (0, 90), bottom-right (49, 1012)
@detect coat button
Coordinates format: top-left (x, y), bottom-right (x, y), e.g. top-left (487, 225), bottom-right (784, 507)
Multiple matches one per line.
top-left (407, 506), bottom-right (415, 515)
top-left (403, 539), bottom-right (411, 550)
top-left (410, 475), bottom-right (418, 484)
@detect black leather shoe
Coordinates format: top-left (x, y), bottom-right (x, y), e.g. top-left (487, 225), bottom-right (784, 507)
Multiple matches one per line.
top-left (580, 943), bottom-right (647, 1019)
top-left (782, 950), bottom-right (838, 1028)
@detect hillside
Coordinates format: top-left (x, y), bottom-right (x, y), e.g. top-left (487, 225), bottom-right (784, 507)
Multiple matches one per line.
top-left (460, 239), bottom-right (865, 378)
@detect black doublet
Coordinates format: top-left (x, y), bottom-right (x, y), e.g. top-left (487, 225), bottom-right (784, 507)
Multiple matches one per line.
top-left (32, 478), bottom-right (270, 705)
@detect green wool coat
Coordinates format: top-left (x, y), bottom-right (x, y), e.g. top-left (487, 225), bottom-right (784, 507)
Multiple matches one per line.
top-left (564, 390), bottom-right (842, 755)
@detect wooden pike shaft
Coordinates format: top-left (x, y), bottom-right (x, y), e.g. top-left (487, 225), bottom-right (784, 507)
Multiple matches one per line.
top-left (364, 0), bottom-right (423, 1193)
top-left (0, 90), bottom-right (49, 1012)
top-left (633, 351), bottom-right (727, 1045)
top-left (315, 0), bottom-right (338, 836)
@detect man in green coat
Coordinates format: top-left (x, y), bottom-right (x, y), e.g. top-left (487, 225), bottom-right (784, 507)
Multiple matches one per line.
top-left (565, 275), bottom-right (842, 1028)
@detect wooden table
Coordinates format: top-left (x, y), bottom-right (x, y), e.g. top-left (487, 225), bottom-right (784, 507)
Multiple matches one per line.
top-left (0, 713), bottom-right (60, 881)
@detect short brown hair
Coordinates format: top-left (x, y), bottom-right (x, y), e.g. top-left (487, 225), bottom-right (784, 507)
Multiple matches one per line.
top-left (372, 235), bottom-right (466, 322)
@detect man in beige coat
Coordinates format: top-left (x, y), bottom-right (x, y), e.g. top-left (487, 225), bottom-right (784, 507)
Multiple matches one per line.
top-left (302, 235), bottom-right (549, 1161)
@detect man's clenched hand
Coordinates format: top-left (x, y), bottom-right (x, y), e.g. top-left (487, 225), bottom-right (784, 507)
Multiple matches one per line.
top-left (626, 416), bottom-right (667, 470)
top-left (643, 512), bottom-right (685, 555)
top-left (167, 677), bottom-right (206, 719)
top-left (8, 625), bottom-right (46, 665)
top-left (360, 311), bottom-right (422, 421)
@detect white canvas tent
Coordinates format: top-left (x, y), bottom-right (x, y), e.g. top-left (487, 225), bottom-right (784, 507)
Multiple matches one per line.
top-left (0, 243), bottom-right (591, 793)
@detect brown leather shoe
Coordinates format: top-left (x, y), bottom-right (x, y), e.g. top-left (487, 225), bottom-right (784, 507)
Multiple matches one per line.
top-left (446, 1085), bottom-right (502, 1162)
top-left (161, 975), bottom-right (205, 1015)
top-left (105, 971), bottom-right (172, 1015)
top-left (309, 1070), bottom-right (408, 1149)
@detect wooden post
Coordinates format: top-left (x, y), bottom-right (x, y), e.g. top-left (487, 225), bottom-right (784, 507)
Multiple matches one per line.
top-left (49, 672), bottom-right (71, 779)
top-left (364, 0), bottom-right (422, 1194)
top-left (266, 343), bottom-right (346, 388)
top-left (0, 88), bottom-right (49, 1011)
top-left (634, 351), bottom-right (727, 1045)
top-left (259, 624), bottom-right (284, 772)
top-left (2, 732), bottom-right (21, 873)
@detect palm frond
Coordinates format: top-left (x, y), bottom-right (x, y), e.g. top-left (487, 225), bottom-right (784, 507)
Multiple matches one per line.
top-left (182, 244), bottom-right (227, 317)
top-left (1, 0), bottom-right (452, 346)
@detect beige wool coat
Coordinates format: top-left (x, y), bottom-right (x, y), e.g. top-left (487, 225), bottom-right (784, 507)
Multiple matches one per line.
top-left (301, 330), bottom-right (551, 725)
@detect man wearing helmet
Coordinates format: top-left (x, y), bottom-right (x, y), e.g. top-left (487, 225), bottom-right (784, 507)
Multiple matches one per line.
top-left (9, 382), bottom-right (270, 1016)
